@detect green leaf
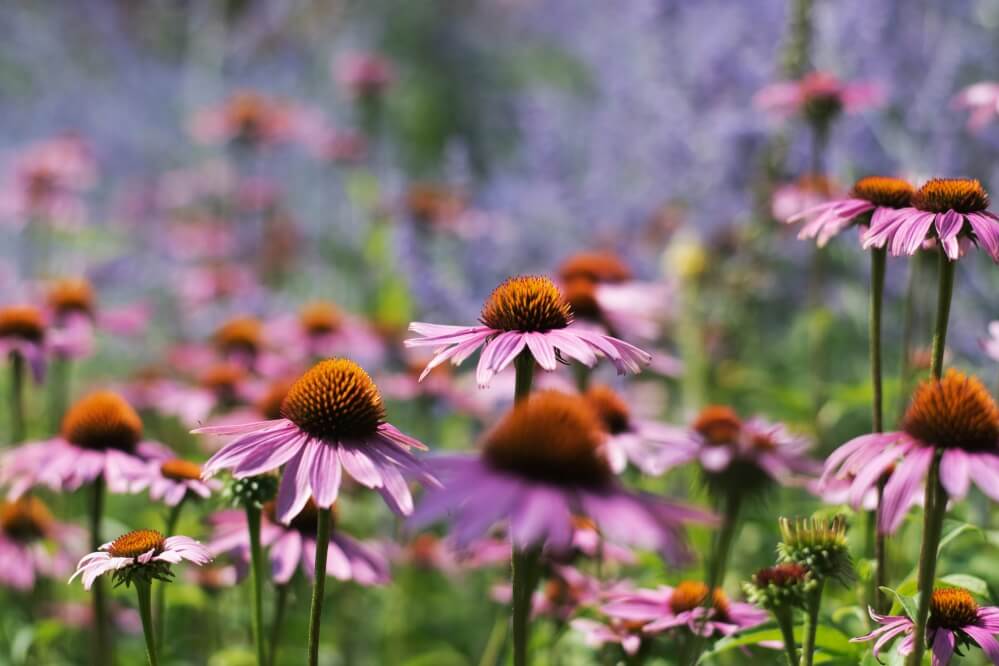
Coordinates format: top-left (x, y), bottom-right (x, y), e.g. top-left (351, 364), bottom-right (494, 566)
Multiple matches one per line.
top-left (938, 573), bottom-right (989, 597)
top-left (701, 623), bottom-right (858, 662)
top-left (937, 519), bottom-right (984, 555)
top-left (879, 586), bottom-right (917, 621)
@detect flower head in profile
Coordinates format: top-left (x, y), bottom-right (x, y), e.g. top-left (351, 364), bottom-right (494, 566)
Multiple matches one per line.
top-left (823, 370), bottom-right (999, 534)
top-left (0, 497), bottom-right (82, 590)
top-left (603, 580), bottom-right (767, 638)
top-left (571, 616), bottom-right (648, 657)
top-left (208, 500), bottom-right (389, 586)
top-left (196, 358), bottom-right (437, 523)
top-left (406, 275), bottom-right (651, 387)
top-left (1, 391), bottom-right (165, 498)
top-left (851, 588), bottom-right (999, 665)
top-left (42, 277), bottom-right (148, 360)
top-left (190, 90), bottom-right (297, 148)
top-left (863, 178), bottom-right (999, 261)
top-left (743, 563), bottom-right (814, 612)
top-left (335, 52), bottom-right (395, 99)
top-left (771, 174), bottom-right (841, 223)
top-left (0, 304), bottom-right (49, 382)
top-left (409, 391), bottom-right (712, 564)
top-left (754, 71), bottom-right (884, 125)
top-left (784, 176), bottom-right (914, 248)
top-left (267, 301), bottom-right (385, 367)
top-left (69, 529), bottom-right (211, 589)
top-left (953, 81), bottom-right (999, 132)
top-left (129, 446), bottom-right (220, 507)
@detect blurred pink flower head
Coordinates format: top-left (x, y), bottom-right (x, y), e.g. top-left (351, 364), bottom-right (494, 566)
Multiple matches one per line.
top-left (191, 90), bottom-right (299, 148)
top-left (754, 71), bottom-right (884, 125)
top-left (953, 81), bottom-right (999, 132)
top-left (128, 444), bottom-right (221, 506)
top-left (335, 52), bottom-right (395, 98)
top-left (0, 134), bottom-right (95, 228)
top-left (771, 174), bottom-right (842, 223)
top-left (0, 496), bottom-right (83, 590)
top-left (0, 304), bottom-right (50, 382)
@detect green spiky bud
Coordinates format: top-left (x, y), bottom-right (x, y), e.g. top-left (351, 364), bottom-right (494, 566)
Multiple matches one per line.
top-left (743, 563), bottom-right (815, 611)
top-left (223, 474), bottom-right (278, 509)
top-left (776, 515), bottom-right (854, 585)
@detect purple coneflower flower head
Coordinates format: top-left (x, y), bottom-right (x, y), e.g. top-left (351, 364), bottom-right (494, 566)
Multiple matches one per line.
top-left (267, 301), bottom-right (385, 367)
top-left (786, 176), bottom-right (914, 248)
top-left (0, 497), bottom-right (82, 590)
top-left (409, 391), bottom-right (712, 564)
top-left (0, 304), bottom-right (49, 382)
top-left (69, 529), bottom-right (211, 590)
top-left (493, 564), bottom-right (603, 621)
top-left (197, 358), bottom-right (437, 523)
top-left (335, 52), bottom-right (395, 99)
top-left (851, 588), bottom-right (999, 665)
top-left (129, 446), bottom-right (220, 506)
top-left (190, 90), bottom-right (297, 148)
top-left (1, 391), bottom-right (163, 498)
top-left (583, 384), bottom-right (692, 476)
top-left (571, 617), bottom-right (647, 657)
top-left (771, 174), bottom-right (841, 223)
top-left (863, 178), bottom-right (999, 261)
top-left (824, 369), bottom-right (999, 534)
top-left (953, 81), bottom-right (999, 132)
top-left (42, 277), bottom-right (148, 360)
top-left (208, 500), bottom-right (389, 585)
top-left (603, 581), bottom-right (767, 638)
top-left (406, 275), bottom-right (651, 387)
top-left (212, 315), bottom-right (286, 376)
top-left (754, 71), bottom-right (884, 124)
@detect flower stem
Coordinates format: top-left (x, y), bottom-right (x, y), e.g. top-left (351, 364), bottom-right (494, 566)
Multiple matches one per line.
top-left (47, 356), bottom-right (71, 435)
top-left (868, 248), bottom-right (889, 613)
top-left (268, 583), bottom-right (290, 666)
top-left (873, 478), bottom-right (888, 613)
top-left (929, 249), bottom-right (955, 381)
top-left (511, 547), bottom-right (541, 666)
top-left (906, 451), bottom-right (947, 666)
top-left (307, 507), bottom-right (333, 666)
top-left (155, 498), bottom-right (186, 653)
top-left (513, 351), bottom-right (534, 403)
top-left (136, 579), bottom-right (159, 666)
top-left (572, 364), bottom-right (591, 392)
top-left (10, 352), bottom-right (25, 444)
top-left (89, 476), bottom-right (111, 665)
top-left (246, 503), bottom-right (267, 666)
top-left (897, 255), bottom-right (920, 418)
top-left (799, 580), bottom-right (825, 666)
top-left (774, 605), bottom-right (799, 666)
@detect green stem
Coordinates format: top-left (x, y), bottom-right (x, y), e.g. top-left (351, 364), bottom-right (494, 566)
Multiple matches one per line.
top-left (477, 612), bottom-right (508, 666)
top-left (10, 353), bottom-right (25, 444)
top-left (90, 477), bottom-right (111, 664)
top-left (868, 248), bottom-right (888, 614)
top-left (307, 507), bottom-right (333, 666)
top-left (873, 479), bottom-right (888, 614)
top-left (513, 351), bottom-right (534, 403)
top-left (906, 452), bottom-right (947, 666)
top-left (155, 498), bottom-right (186, 653)
top-left (774, 605), bottom-right (799, 666)
top-left (511, 548), bottom-right (541, 666)
top-left (572, 364), bottom-right (591, 392)
top-left (136, 579), bottom-right (159, 666)
top-left (897, 256), bottom-right (919, 418)
top-left (246, 503), bottom-right (267, 666)
top-left (799, 580), bottom-right (825, 666)
top-left (268, 583), bottom-right (290, 666)
top-left (929, 248), bottom-right (955, 381)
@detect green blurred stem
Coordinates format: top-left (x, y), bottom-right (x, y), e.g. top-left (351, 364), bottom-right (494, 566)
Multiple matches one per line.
top-left (514, 351), bottom-right (534, 403)
top-left (48, 355), bottom-right (71, 435)
top-left (774, 605), bottom-right (799, 666)
top-left (868, 248), bottom-right (888, 612)
top-left (572, 363), bottom-right (591, 392)
top-left (799, 580), bottom-right (825, 666)
top-left (874, 479), bottom-right (888, 613)
top-left (268, 583), bottom-right (290, 666)
top-left (136, 578), bottom-right (159, 666)
top-left (307, 507), bottom-right (333, 666)
top-left (906, 451), bottom-right (947, 666)
top-left (898, 256), bottom-right (919, 416)
top-left (246, 503), bottom-right (267, 666)
top-left (90, 476), bottom-right (111, 664)
top-left (511, 547), bottom-right (541, 666)
top-left (155, 497), bottom-right (186, 652)
top-left (10, 352), bottom-right (25, 444)
top-left (929, 249), bottom-right (954, 381)
top-left (477, 612), bottom-right (508, 666)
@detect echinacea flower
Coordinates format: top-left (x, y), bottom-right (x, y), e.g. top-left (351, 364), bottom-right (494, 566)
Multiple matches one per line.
top-left (770, 174), bottom-right (841, 223)
top-left (0, 497), bottom-right (82, 590)
top-left (406, 275), bottom-right (651, 386)
top-left (335, 52), bottom-right (395, 98)
top-left (953, 81), bottom-right (999, 132)
top-left (785, 176), bottom-right (914, 248)
top-left (494, 564), bottom-right (603, 621)
top-left (777, 516), bottom-right (854, 585)
top-left (1, 391), bottom-right (166, 498)
top-left (190, 91), bottom-right (297, 148)
top-left (43, 277), bottom-right (148, 360)
top-left (851, 588), bottom-right (999, 665)
top-left (267, 301), bottom-right (385, 367)
top-left (129, 446), bottom-right (220, 506)
top-left (409, 391), bottom-right (712, 563)
top-left (863, 178), bottom-right (999, 261)
top-left (823, 369), bottom-right (999, 534)
top-left (207, 500), bottom-right (389, 585)
top-left (603, 581), bottom-right (767, 638)
top-left (571, 617), bottom-right (647, 657)
top-left (69, 529), bottom-right (211, 590)
top-left (0, 134), bottom-right (95, 228)
top-left (754, 71), bottom-right (884, 122)
top-left (743, 563), bottom-right (814, 612)
top-left (0, 304), bottom-right (49, 381)
top-left (197, 358), bottom-right (437, 522)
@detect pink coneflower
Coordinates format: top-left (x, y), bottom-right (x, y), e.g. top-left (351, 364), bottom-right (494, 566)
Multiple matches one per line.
top-left (208, 500), bottom-right (389, 585)
top-left (851, 588), bottom-right (999, 665)
top-left (69, 529), bottom-right (211, 590)
top-left (119, 366), bottom-right (217, 429)
top-left (0, 497), bottom-right (81, 590)
top-left (754, 71), bottom-right (884, 120)
top-left (863, 178), bottom-right (999, 261)
top-left (0, 304), bottom-right (49, 382)
top-left (190, 91), bottom-right (298, 148)
top-left (784, 176), bottom-right (915, 248)
top-left (823, 369), bottom-right (999, 534)
top-left (406, 275), bottom-right (651, 386)
top-left (409, 391), bottom-right (712, 563)
top-left (197, 358), bottom-right (437, 522)
top-left (1, 391), bottom-right (165, 498)
top-left (43, 277), bottom-right (148, 359)
top-left (212, 315), bottom-right (285, 374)
top-left (571, 616), bottom-right (647, 657)
top-left (953, 81), bottom-right (999, 132)
top-left (335, 52), bottom-right (395, 98)
top-left (267, 301), bottom-right (386, 367)
top-left (603, 581), bottom-right (767, 638)
top-left (129, 446), bottom-right (220, 506)
top-left (771, 174), bottom-right (842, 223)
top-left (0, 134), bottom-right (95, 228)
top-left (494, 564), bottom-right (603, 621)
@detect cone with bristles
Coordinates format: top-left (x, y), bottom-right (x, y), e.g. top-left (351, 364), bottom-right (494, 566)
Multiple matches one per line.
top-left (743, 563), bottom-right (815, 611)
top-left (777, 516), bottom-right (854, 585)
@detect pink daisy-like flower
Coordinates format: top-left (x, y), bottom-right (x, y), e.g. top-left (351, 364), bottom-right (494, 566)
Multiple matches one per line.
top-left (953, 81), bottom-right (999, 132)
top-left (190, 90), bottom-right (298, 148)
top-left (267, 301), bottom-right (386, 367)
top-left (785, 176), bottom-right (915, 248)
top-left (603, 581), bottom-right (767, 638)
top-left (69, 529), bottom-right (211, 590)
top-left (823, 369), bottom-right (999, 534)
top-left (571, 616), bottom-right (647, 657)
top-left (771, 174), bottom-right (842, 223)
top-left (405, 275), bottom-right (651, 387)
top-left (494, 564), bottom-right (603, 621)
top-left (1, 391), bottom-right (168, 499)
top-left (42, 277), bottom-right (148, 360)
top-left (196, 358), bottom-right (437, 523)
top-left (128, 445), bottom-right (220, 506)
top-left (334, 52), bottom-right (395, 98)
top-left (0, 134), bottom-right (95, 229)
top-left (851, 589), bottom-right (999, 665)
top-left (409, 391), bottom-right (713, 564)
top-left (207, 500), bottom-right (389, 586)
top-left (862, 178), bottom-right (999, 262)
top-left (0, 497), bottom-right (83, 590)
top-left (754, 71), bottom-right (884, 120)
top-left (0, 304), bottom-right (50, 382)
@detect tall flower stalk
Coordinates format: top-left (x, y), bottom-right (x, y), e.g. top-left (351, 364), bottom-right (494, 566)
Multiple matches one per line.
top-left (9, 353), bottom-right (25, 444)
top-left (868, 247), bottom-right (888, 611)
top-left (155, 498), bottom-right (186, 652)
top-left (307, 507), bottom-right (333, 666)
top-left (510, 350), bottom-right (536, 666)
top-left (89, 477), bottom-right (111, 665)
top-left (136, 578), bottom-right (159, 666)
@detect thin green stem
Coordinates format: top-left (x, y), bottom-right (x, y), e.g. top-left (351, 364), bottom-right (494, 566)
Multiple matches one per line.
top-left (136, 579), bottom-right (159, 666)
top-left (799, 580), bottom-right (825, 666)
top-left (897, 256), bottom-right (919, 418)
top-left (246, 503), bottom-right (267, 666)
top-left (155, 498), bottom-right (186, 653)
top-left (48, 355), bottom-right (71, 435)
top-left (906, 452), bottom-right (947, 666)
top-left (572, 364), bottom-right (591, 393)
top-left (874, 479), bottom-right (888, 614)
top-left (307, 507), bottom-right (333, 666)
top-left (513, 351), bottom-right (534, 403)
top-left (868, 248), bottom-right (889, 614)
top-left (929, 249), bottom-right (955, 381)
top-left (511, 547), bottom-right (541, 666)
top-left (10, 353), bottom-right (25, 444)
top-left (268, 583), bottom-right (290, 666)
top-left (774, 605), bottom-right (799, 666)
top-left (476, 612), bottom-right (508, 666)
top-left (90, 477), bottom-right (111, 664)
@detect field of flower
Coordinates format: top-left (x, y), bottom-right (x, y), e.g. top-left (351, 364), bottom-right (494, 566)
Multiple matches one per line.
top-left (2, 2), bottom-right (999, 665)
